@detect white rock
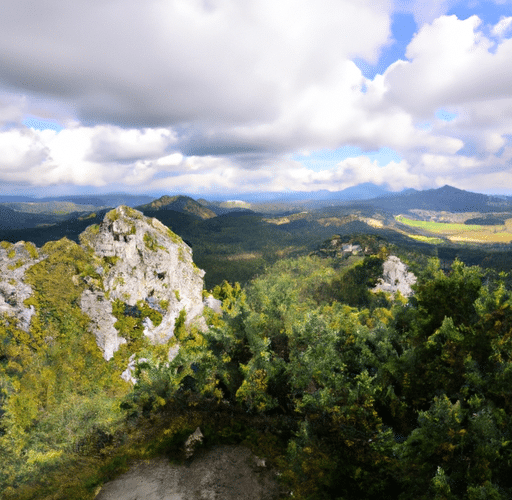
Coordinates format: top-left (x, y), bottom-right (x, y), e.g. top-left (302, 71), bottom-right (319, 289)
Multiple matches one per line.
top-left (79, 206), bottom-right (206, 359)
top-left (0, 242), bottom-right (45, 331)
top-left (80, 290), bottom-right (126, 361)
top-left (203, 294), bottom-right (223, 314)
top-left (373, 256), bottom-right (417, 297)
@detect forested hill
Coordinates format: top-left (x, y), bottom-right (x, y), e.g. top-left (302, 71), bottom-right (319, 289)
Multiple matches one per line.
top-left (0, 205), bottom-right (58, 230)
top-left (363, 185), bottom-right (512, 213)
top-left (136, 195), bottom-right (217, 219)
top-left (2, 204), bottom-right (512, 499)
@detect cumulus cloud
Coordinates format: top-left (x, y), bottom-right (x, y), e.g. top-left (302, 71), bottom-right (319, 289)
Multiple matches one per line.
top-left (0, 0), bottom-right (391, 129)
top-left (0, 124), bottom-right (181, 187)
top-left (1, 2), bottom-right (512, 195)
top-left (382, 15), bottom-right (512, 114)
top-left (145, 155), bottom-right (424, 194)
top-left (0, 129), bottom-right (48, 174)
top-left (492, 16), bottom-right (512, 37)
top-left (398, 0), bottom-right (459, 25)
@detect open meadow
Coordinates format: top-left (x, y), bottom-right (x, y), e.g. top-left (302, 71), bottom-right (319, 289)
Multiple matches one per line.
top-left (395, 215), bottom-right (512, 244)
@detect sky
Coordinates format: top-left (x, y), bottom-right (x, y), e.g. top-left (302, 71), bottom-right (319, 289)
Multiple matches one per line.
top-left (1, 0), bottom-right (512, 198)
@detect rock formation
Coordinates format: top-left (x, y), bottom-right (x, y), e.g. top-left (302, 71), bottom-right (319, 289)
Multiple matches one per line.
top-left (79, 205), bottom-right (206, 359)
top-left (373, 255), bottom-right (417, 297)
top-left (0, 206), bottom-right (209, 362)
top-left (0, 241), bottom-right (44, 331)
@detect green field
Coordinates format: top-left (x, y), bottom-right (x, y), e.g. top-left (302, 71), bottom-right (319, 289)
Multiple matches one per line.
top-left (396, 215), bottom-right (512, 244)
top-left (407, 234), bottom-right (445, 244)
top-left (395, 215), bottom-right (487, 232)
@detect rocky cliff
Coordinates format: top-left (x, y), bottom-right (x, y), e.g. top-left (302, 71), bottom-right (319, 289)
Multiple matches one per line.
top-left (373, 255), bottom-right (417, 297)
top-left (0, 241), bottom-right (44, 331)
top-left (79, 205), bottom-right (206, 359)
top-left (0, 206), bottom-right (207, 361)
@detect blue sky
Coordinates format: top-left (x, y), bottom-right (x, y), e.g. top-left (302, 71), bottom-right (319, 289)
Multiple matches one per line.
top-left (354, 12), bottom-right (418, 79)
top-left (0, 0), bottom-right (511, 198)
top-left (22, 116), bottom-right (64, 133)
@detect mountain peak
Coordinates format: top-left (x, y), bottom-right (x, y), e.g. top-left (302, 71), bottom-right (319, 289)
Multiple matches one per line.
top-left (437, 185), bottom-right (464, 193)
top-left (138, 195), bottom-right (216, 219)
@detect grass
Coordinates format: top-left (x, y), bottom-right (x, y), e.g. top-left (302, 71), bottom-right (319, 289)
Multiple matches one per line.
top-left (396, 215), bottom-right (512, 244)
top-left (395, 215), bottom-right (487, 232)
top-left (408, 234), bottom-right (445, 245)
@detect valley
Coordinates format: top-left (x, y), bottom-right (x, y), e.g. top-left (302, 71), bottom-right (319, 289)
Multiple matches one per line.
top-left (2, 186), bottom-right (512, 500)
top-left (3, 186), bottom-right (512, 289)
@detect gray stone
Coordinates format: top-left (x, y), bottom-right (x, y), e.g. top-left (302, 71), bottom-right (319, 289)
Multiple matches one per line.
top-left (184, 427), bottom-right (204, 459)
top-left (94, 445), bottom-right (282, 500)
top-left (203, 294), bottom-right (223, 315)
top-left (0, 206), bottom-right (207, 365)
top-left (121, 354), bottom-right (150, 384)
top-left (80, 289), bottom-right (126, 361)
top-left (373, 255), bottom-right (417, 297)
top-left (0, 242), bottom-right (45, 331)
top-left (79, 206), bottom-right (206, 359)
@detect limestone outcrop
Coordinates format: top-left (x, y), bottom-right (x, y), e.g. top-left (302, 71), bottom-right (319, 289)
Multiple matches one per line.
top-left (0, 206), bottom-right (208, 362)
top-left (0, 241), bottom-right (44, 331)
top-left (373, 255), bottom-right (417, 297)
top-left (79, 206), bottom-right (206, 359)
top-left (80, 289), bottom-right (126, 361)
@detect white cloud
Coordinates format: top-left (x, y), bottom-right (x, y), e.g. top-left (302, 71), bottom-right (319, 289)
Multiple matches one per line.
top-left (0, 0), bottom-right (392, 129)
top-left (150, 156), bottom-right (424, 194)
top-left (1, 4), bottom-right (512, 195)
top-left (87, 127), bottom-right (177, 162)
top-left (0, 124), bottom-right (178, 187)
top-left (395, 0), bottom-right (460, 25)
top-left (0, 129), bottom-right (48, 173)
top-left (329, 157), bottom-right (424, 191)
top-left (155, 153), bottom-right (184, 168)
top-left (492, 16), bottom-right (512, 37)
top-left (383, 15), bottom-right (512, 114)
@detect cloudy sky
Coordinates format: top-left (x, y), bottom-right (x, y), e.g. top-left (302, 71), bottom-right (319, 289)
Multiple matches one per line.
top-left (1, 0), bottom-right (512, 198)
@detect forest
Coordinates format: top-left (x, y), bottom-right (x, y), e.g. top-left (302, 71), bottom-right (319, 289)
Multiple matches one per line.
top-left (1, 226), bottom-right (511, 499)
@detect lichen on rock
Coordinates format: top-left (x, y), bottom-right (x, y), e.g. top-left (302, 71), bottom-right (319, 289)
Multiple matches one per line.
top-left (1, 206), bottom-right (207, 363)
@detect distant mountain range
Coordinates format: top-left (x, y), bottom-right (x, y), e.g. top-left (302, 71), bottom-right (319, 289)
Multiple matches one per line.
top-left (0, 193), bottom-right (154, 206)
top-left (362, 185), bottom-right (512, 213)
top-left (2, 185), bottom-right (512, 233)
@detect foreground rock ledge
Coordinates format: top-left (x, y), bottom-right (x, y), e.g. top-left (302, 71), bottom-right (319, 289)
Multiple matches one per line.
top-left (94, 445), bottom-right (281, 500)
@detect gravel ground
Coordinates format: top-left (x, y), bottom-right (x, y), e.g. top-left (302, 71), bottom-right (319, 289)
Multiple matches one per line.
top-left (94, 445), bottom-right (282, 500)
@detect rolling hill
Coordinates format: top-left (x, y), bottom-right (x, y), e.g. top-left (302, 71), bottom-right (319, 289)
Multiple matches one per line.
top-left (363, 185), bottom-right (512, 213)
top-left (137, 195), bottom-right (216, 219)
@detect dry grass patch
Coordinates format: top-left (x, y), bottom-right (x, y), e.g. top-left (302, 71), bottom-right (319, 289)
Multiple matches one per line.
top-left (448, 232), bottom-right (512, 243)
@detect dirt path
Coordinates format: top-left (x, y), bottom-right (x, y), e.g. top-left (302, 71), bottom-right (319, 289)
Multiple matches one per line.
top-left (94, 445), bottom-right (282, 500)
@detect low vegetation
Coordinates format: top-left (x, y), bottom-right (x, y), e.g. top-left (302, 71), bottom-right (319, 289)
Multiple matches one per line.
top-left (2, 228), bottom-right (512, 498)
top-left (3, 189), bottom-right (512, 498)
top-left (396, 214), bottom-right (512, 244)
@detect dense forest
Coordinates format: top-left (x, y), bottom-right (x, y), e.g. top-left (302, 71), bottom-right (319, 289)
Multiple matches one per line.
top-left (1, 230), bottom-right (512, 499)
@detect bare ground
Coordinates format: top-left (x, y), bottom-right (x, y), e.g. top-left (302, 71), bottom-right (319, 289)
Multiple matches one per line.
top-left (94, 445), bottom-right (283, 500)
